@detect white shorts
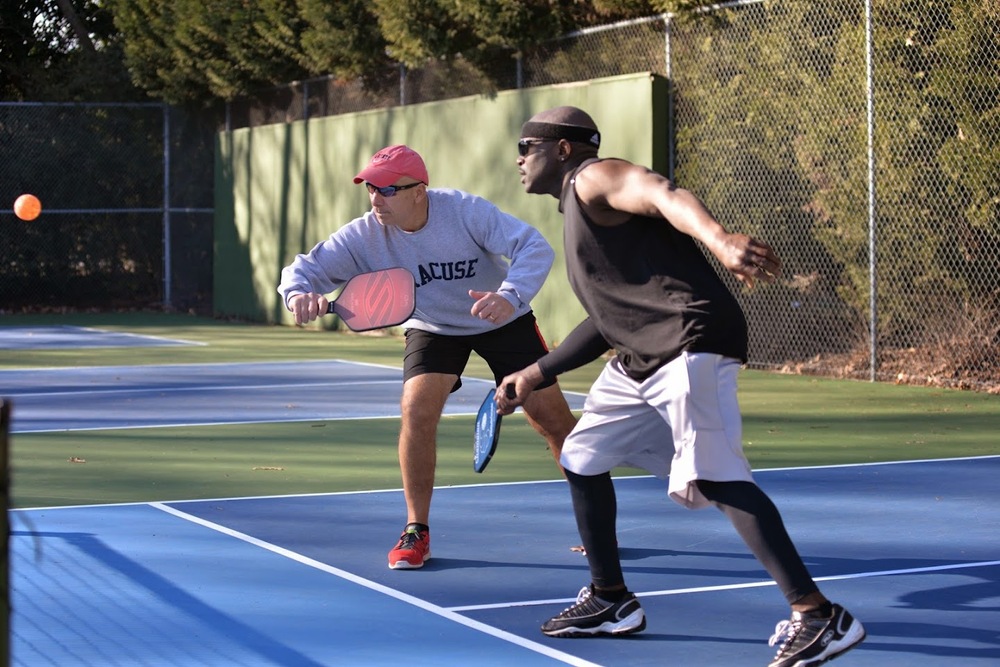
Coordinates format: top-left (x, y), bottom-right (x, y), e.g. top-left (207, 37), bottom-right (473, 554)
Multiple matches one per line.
top-left (560, 351), bottom-right (753, 509)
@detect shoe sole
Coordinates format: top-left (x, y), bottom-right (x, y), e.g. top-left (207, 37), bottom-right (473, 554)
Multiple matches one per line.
top-left (796, 621), bottom-right (866, 667)
top-left (542, 611), bottom-right (646, 638)
top-left (388, 551), bottom-right (431, 570)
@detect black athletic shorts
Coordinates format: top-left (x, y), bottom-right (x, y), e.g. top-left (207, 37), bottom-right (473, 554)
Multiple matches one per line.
top-left (403, 312), bottom-right (557, 393)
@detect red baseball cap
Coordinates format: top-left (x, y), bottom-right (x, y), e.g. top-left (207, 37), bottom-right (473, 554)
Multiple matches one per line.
top-left (353, 145), bottom-right (429, 188)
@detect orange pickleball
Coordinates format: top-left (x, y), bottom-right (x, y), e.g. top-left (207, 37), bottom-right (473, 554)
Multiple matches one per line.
top-left (14, 194), bottom-right (42, 221)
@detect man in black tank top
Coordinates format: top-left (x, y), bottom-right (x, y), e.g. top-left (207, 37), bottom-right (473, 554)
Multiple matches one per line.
top-left (496, 106), bottom-right (865, 667)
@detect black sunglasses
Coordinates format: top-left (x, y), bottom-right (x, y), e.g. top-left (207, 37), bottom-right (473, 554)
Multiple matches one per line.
top-left (364, 181), bottom-right (423, 197)
top-left (517, 138), bottom-right (555, 157)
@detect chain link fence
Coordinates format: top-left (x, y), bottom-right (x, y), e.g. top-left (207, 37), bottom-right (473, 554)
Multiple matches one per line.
top-left (665, 0), bottom-right (1000, 392)
top-left (226, 0), bottom-right (999, 391)
top-left (0, 102), bottom-right (217, 314)
top-left (5, 1), bottom-right (995, 390)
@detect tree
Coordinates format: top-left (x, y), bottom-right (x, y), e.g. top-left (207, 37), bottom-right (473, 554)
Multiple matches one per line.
top-left (111, 0), bottom-right (315, 104)
top-left (297, 0), bottom-right (390, 78)
top-left (0, 0), bottom-right (135, 101)
top-left (107, 1), bottom-right (675, 106)
top-left (796, 0), bottom-right (1000, 346)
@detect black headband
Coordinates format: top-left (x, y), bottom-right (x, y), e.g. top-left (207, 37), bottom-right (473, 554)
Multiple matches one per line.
top-left (520, 121), bottom-right (600, 148)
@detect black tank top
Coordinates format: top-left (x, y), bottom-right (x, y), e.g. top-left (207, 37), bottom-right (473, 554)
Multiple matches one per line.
top-left (559, 158), bottom-right (748, 380)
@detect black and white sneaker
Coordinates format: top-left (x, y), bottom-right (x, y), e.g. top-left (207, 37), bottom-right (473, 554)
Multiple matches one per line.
top-left (541, 585), bottom-right (646, 638)
top-left (768, 603), bottom-right (865, 667)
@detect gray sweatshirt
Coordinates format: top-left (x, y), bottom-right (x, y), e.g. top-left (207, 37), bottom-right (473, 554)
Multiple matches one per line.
top-left (277, 188), bottom-right (554, 335)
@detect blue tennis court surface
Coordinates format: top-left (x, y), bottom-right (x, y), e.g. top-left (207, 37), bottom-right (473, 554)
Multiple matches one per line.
top-left (0, 361), bottom-right (587, 433)
top-left (11, 457), bottom-right (1000, 667)
top-left (7, 356), bottom-right (999, 665)
top-left (0, 324), bottom-right (203, 350)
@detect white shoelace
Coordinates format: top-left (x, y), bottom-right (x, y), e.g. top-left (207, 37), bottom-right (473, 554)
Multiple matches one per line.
top-left (768, 617), bottom-right (802, 652)
top-left (555, 586), bottom-right (604, 617)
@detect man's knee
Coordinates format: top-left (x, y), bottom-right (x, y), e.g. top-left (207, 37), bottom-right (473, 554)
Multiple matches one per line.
top-left (695, 479), bottom-right (772, 515)
top-left (524, 386), bottom-right (577, 437)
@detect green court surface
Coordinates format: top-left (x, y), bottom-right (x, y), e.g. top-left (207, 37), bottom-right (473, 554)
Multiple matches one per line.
top-left (2, 312), bottom-right (998, 509)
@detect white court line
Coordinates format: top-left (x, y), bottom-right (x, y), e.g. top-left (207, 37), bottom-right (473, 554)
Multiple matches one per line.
top-left (71, 326), bottom-right (208, 347)
top-left (12, 455), bottom-right (997, 512)
top-left (9, 477), bottom-right (571, 513)
top-left (6, 357), bottom-right (588, 434)
top-left (0, 358), bottom-right (406, 372)
top-left (0, 324), bottom-right (206, 347)
top-left (446, 560), bottom-right (1000, 612)
top-left (6, 379), bottom-right (403, 399)
top-left (18, 413), bottom-right (413, 435)
top-left (151, 502), bottom-right (604, 667)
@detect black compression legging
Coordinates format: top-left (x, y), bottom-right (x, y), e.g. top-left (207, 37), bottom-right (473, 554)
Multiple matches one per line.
top-left (696, 479), bottom-right (819, 604)
top-left (566, 471), bottom-right (819, 604)
top-left (565, 470), bottom-right (623, 589)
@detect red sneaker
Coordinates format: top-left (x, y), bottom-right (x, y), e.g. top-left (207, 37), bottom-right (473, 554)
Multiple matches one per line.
top-left (388, 524), bottom-right (431, 569)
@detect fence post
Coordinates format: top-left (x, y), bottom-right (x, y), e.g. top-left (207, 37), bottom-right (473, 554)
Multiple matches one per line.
top-left (399, 64), bottom-right (407, 106)
top-left (664, 15), bottom-right (675, 181)
top-left (0, 398), bottom-right (10, 667)
top-left (162, 104), bottom-right (172, 310)
top-left (865, 0), bottom-right (877, 381)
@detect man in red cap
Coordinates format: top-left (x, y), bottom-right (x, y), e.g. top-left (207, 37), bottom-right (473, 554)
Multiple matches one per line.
top-left (278, 144), bottom-right (578, 569)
